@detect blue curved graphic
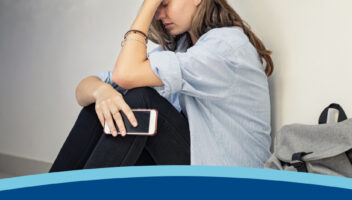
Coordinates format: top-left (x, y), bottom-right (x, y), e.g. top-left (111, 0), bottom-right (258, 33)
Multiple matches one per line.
top-left (0, 166), bottom-right (351, 199)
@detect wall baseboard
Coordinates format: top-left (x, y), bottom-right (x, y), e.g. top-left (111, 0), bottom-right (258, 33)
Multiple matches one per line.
top-left (0, 153), bottom-right (53, 177)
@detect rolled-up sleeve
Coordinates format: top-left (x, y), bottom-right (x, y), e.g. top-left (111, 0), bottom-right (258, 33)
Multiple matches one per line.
top-left (96, 70), bottom-right (128, 95)
top-left (148, 51), bottom-right (182, 97)
top-left (148, 36), bottom-right (236, 99)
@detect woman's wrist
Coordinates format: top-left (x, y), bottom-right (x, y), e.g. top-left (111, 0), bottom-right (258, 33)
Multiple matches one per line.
top-left (143, 0), bottom-right (163, 7)
top-left (130, 0), bottom-right (161, 32)
top-left (93, 83), bottom-right (118, 101)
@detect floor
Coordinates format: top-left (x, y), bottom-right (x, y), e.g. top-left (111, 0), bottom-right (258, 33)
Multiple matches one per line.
top-left (0, 172), bottom-right (15, 179)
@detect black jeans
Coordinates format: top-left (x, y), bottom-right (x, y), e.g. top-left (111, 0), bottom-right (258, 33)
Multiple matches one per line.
top-left (49, 87), bottom-right (190, 172)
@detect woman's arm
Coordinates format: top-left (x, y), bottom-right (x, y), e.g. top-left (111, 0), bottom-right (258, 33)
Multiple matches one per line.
top-left (112, 0), bottom-right (164, 90)
top-left (75, 76), bottom-right (114, 107)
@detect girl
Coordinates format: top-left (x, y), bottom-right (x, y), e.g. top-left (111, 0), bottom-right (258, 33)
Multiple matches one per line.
top-left (50, 0), bottom-right (274, 172)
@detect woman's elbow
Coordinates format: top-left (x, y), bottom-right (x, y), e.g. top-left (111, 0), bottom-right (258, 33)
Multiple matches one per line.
top-left (75, 83), bottom-right (87, 107)
top-left (112, 72), bottom-right (134, 90)
top-left (75, 78), bottom-right (90, 107)
top-left (75, 84), bottom-right (85, 107)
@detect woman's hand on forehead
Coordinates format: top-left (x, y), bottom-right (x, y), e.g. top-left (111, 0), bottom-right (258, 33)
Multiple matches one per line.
top-left (144, 0), bottom-right (166, 10)
top-left (145, 0), bottom-right (164, 4)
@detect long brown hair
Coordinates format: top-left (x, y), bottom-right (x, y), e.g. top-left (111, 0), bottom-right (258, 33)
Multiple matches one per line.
top-left (148, 0), bottom-right (274, 77)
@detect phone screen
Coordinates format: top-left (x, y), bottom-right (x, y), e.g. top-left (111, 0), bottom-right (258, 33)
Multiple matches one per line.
top-left (119, 110), bottom-right (151, 133)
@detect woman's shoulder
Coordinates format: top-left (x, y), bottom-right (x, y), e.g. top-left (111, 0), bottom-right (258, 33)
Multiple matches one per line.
top-left (197, 26), bottom-right (249, 50)
top-left (148, 26), bottom-right (250, 55)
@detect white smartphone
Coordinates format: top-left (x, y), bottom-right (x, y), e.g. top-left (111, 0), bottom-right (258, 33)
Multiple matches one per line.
top-left (104, 109), bottom-right (158, 136)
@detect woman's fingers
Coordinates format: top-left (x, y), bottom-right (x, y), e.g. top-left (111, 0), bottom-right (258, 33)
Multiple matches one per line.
top-left (120, 103), bottom-right (138, 127)
top-left (95, 105), bottom-right (105, 129)
top-left (108, 99), bottom-right (127, 137)
top-left (95, 93), bottom-right (134, 137)
top-left (101, 101), bottom-right (119, 137)
top-left (112, 112), bottom-right (126, 137)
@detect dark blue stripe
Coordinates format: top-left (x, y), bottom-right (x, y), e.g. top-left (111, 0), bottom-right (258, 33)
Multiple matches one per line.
top-left (1, 176), bottom-right (351, 199)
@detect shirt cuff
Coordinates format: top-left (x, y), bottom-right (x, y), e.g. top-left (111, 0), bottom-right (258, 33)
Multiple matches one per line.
top-left (96, 70), bottom-right (128, 95)
top-left (148, 51), bottom-right (182, 97)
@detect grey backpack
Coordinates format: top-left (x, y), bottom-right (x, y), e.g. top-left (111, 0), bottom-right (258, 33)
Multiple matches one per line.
top-left (265, 103), bottom-right (352, 177)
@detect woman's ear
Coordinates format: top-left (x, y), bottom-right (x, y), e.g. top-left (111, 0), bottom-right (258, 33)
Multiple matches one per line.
top-left (194, 0), bottom-right (202, 7)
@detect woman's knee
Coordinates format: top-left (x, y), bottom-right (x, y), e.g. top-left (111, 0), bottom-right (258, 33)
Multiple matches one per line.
top-left (123, 87), bottom-right (159, 108)
top-left (77, 103), bottom-right (100, 123)
top-left (125, 87), bottom-right (158, 98)
top-left (81, 103), bottom-right (96, 114)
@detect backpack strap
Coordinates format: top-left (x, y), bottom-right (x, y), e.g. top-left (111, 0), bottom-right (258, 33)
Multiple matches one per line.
top-left (291, 152), bottom-right (313, 172)
top-left (347, 150), bottom-right (352, 164)
top-left (319, 103), bottom-right (348, 124)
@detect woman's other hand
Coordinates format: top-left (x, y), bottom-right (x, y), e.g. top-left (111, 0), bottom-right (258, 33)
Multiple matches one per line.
top-left (144, 0), bottom-right (164, 5)
top-left (93, 84), bottom-right (138, 137)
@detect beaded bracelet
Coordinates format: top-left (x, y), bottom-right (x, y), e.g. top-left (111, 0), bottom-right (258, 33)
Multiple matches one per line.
top-left (124, 29), bottom-right (148, 43)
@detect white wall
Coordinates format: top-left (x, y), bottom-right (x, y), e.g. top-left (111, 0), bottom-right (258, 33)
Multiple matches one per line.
top-left (0, 0), bottom-right (148, 162)
top-left (0, 0), bottom-right (351, 163)
top-left (233, 0), bottom-right (352, 132)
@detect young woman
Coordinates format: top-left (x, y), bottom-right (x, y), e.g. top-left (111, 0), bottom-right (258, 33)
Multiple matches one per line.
top-left (50, 0), bottom-right (274, 172)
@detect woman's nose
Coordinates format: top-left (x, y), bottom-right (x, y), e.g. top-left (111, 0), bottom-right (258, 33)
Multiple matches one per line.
top-left (155, 8), bottom-right (166, 20)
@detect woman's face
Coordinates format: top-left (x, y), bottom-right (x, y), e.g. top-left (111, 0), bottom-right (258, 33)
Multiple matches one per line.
top-left (155, 0), bottom-right (201, 35)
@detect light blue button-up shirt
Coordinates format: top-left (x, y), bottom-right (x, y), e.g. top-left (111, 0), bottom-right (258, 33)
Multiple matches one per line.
top-left (97, 26), bottom-right (272, 167)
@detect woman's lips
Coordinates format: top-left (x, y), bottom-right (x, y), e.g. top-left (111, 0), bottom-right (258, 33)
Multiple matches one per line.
top-left (164, 23), bottom-right (173, 29)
